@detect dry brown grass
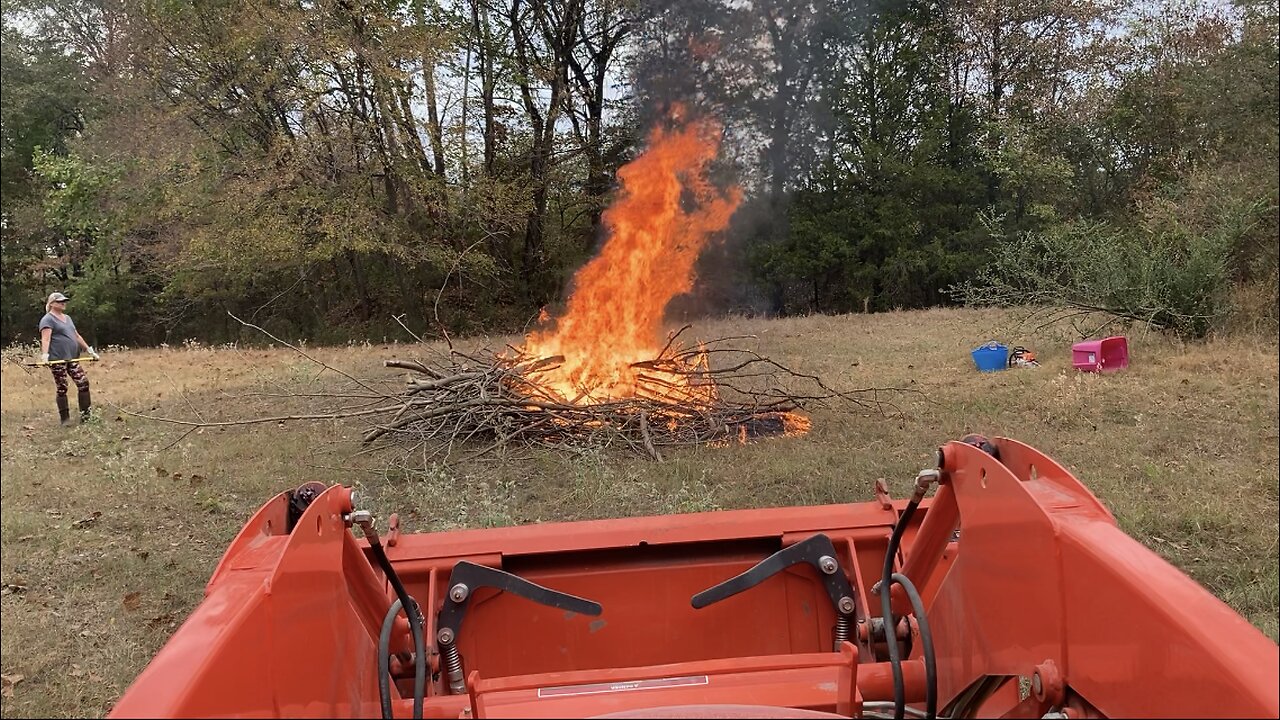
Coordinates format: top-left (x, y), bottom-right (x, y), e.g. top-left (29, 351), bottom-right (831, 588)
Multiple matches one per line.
top-left (2, 307), bottom-right (1277, 717)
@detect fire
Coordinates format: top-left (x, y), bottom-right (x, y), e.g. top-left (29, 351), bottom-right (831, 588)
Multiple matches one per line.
top-left (782, 412), bottom-right (812, 436)
top-left (507, 108), bottom-right (812, 442)
top-left (517, 109), bottom-right (742, 404)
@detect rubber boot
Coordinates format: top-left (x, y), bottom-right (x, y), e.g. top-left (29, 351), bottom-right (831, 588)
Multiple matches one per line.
top-left (78, 388), bottom-right (92, 422)
top-left (57, 395), bottom-right (72, 427)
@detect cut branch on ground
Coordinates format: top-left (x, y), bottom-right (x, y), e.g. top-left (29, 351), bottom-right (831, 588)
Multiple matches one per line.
top-left (360, 336), bottom-right (911, 463)
top-left (121, 316), bottom-right (915, 465)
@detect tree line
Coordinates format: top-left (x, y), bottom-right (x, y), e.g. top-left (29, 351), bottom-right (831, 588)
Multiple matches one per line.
top-left (2, 0), bottom-right (1276, 346)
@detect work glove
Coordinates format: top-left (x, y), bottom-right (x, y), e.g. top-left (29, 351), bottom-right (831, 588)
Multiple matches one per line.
top-left (87, 346), bottom-right (99, 360)
top-left (40, 352), bottom-right (49, 363)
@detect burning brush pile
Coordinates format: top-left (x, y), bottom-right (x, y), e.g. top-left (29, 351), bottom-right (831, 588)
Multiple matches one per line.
top-left (363, 113), bottom-right (879, 462)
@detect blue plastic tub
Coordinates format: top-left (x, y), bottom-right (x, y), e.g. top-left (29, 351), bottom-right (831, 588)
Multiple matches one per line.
top-left (971, 342), bottom-right (1009, 372)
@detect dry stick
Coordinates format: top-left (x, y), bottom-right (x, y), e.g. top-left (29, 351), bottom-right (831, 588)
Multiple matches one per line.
top-left (227, 343), bottom-right (297, 400)
top-left (460, 415), bottom-right (554, 462)
top-left (432, 239), bottom-right (486, 351)
top-left (501, 376), bottom-right (567, 406)
top-left (159, 370), bottom-right (209, 424)
top-left (116, 403), bottom-right (401, 428)
top-left (227, 312), bottom-right (392, 401)
top-left (363, 397), bottom-right (527, 442)
top-left (234, 391), bottom-right (390, 401)
top-left (156, 425), bottom-right (200, 454)
top-left (1085, 313), bottom-right (1126, 339)
top-left (385, 359), bottom-right (443, 377)
top-left (515, 355), bottom-right (566, 373)
top-left (449, 348), bottom-right (491, 368)
top-left (638, 410), bottom-right (663, 462)
top-left (1027, 307), bottom-right (1094, 335)
top-left (697, 334), bottom-right (762, 348)
top-left (391, 398), bottom-right (423, 423)
top-left (392, 314), bottom-right (426, 344)
top-left (656, 324), bottom-right (694, 359)
top-left (303, 462), bottom-right (389, 476)
top-left (7, 355), bottom-right (36, 377)
top-left (407, 371), bottom-right (486, 393)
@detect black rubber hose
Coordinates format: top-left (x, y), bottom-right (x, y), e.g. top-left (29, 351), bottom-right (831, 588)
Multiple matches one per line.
top-left (892, 572), bottom-right (937, 720)
top-left (368, 542), bottom-right (415, 624)
top-left (378, 599), bottom-right (403, 720)
top-left (408, 597), bottom-right (425, 720)
top-left (368, 542), bottom-right (426, 720)
top-left (880, 498), bottom-right (920, 720)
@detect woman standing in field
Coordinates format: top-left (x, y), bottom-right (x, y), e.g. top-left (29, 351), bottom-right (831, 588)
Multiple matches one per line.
top-left (38, 292), bottom-right (99, 426)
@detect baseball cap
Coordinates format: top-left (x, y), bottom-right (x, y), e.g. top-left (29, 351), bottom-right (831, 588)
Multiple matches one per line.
top-left (48, 292), bottom-right (70, 302)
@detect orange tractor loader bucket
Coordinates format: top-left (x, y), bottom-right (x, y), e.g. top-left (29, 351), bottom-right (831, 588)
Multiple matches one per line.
top-left (108, 437), bottom-right (1280, 719)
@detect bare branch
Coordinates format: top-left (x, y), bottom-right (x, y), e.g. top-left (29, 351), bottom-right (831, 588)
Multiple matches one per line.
top-left (359, 332), bottom-right (911, 463)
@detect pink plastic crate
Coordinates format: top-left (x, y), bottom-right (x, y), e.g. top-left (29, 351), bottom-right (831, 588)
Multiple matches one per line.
top-left (1072, 336), bottom-right (1129, 373)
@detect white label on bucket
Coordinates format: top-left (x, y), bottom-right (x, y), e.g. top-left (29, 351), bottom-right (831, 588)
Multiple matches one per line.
top-left (537, 676), bottom-right (709, 698)
top-left (1088, 353), bottom-right (1095, 363)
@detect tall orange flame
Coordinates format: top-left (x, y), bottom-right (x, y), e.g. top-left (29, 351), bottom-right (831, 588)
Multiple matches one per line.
top-left (519, 111), bottom-right (742, 403)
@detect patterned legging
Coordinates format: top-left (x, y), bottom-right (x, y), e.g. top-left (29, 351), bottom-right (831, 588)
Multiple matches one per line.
top-left (50, 362), bottom-right (91, 397)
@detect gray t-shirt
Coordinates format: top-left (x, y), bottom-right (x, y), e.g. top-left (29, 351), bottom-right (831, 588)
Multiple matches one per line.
top-left (39, 312), bottom-right (80, 361)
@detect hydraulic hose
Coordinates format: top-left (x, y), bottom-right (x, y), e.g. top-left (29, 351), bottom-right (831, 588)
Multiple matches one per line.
top-left (360, 515), bottom-right (426, 720)
top-left (879, 498), bottom-right (919, 720)
top-left (879, 468), bottom-right (941, 720)
top-left (379, 599), bottom-right (404, 720)
top-left (377, 596), bottom-right (426, 720)
top-left (892, 572), bottom-right (937, 720)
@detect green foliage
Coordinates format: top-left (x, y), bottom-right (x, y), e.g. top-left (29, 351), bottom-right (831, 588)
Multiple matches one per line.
top-left (0, 251), bottom-right (45, 344)
top-left (953, 187), bottom-right (1271, 338)
top-left (952, 0), bottom-right (1279, 339)
top-left (0, 18), bottom-right (90, 201)
top-left (24, 149), bottom-right (156, 344)
top-left (757, 0), bottom-right (996, 314)
top-left (0, 0), bottom-right (1276, 344)
top-left (32, 149), bottom-right (116, 237)
top-left (1, 10), bottom-right (95, 341)
top-left (59, 244), bottom-right (152, 345)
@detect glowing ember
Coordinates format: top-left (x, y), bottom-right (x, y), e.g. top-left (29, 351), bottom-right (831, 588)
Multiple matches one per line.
top-left (782, 412), bottom-right (812, 436)
top-left (722, 412), bottom-right (813, 446)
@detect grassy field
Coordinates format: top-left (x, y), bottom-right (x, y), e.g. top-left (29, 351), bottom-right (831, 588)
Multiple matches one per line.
top-left (1, 307), bottom-right (1277, 716)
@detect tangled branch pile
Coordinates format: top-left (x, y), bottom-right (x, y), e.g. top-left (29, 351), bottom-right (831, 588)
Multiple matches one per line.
top-left (362, 332), bottom-right (894, 462)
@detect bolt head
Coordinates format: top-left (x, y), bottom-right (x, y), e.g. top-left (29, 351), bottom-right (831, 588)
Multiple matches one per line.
top-left (449, 583), bottom-right (469, 602)
top-left (819, 556), bottom-right (838, 574)
top-left (437, 628), bottom-right (454, 644)
top-left (838, 596), bottom-right (855, 614)
top-left (1032, 672), bottom-right (1043, 698)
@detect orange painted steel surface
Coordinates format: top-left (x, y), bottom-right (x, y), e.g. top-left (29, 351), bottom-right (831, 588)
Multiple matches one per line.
top-left (107, 438), bottom-right (1280, 719)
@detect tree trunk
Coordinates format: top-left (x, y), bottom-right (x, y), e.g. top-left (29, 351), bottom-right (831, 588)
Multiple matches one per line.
top-left (583, 85), bottom-right (607, 250)
top-left (567, 5), bottom-right (629, 250)
top-left (471, 0), bottom-right (499, 176)
top-left (370, 68), bottom-right (404, 214)
top-left (510, 0), bottom-right (584, 297)
top-left (394, 79), bottom-right (433, 177)
top-left (522, 150), bottom-right (549, 285)
top-left (422, 65), bottom-right (447, 177)
top-left (345, 250), bottom-right (373, 322)
top-left (413, 1), bottom-right (448, 177)
top-left (986, 20), bottom-right (1004, 206)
